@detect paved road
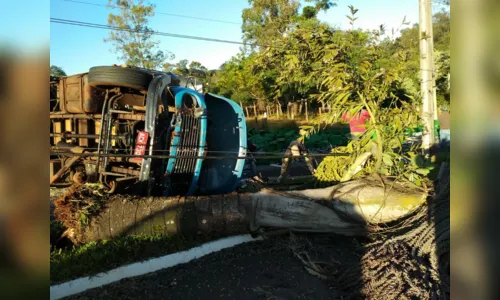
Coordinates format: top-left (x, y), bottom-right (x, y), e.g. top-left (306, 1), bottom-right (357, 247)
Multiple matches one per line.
top-left (67, 238), bottom-right (344, 300)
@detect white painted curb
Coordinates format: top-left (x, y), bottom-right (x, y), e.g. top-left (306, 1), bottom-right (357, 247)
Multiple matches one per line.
top-left (50, 234), bottom-right (262, 300)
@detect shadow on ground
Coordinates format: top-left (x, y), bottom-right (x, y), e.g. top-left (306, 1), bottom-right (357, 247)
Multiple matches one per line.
top-left (66, 235), bottom-right (363, 300)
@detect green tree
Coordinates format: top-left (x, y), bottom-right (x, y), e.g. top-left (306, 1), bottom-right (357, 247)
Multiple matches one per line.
top-left (251, 7), bottom-right (427, 184)
top-left (164, 59), bottom-right (208, 78)
top-left (305, 0), bottom-right (336, 13)
top-left (302, 6), bottom-right (317, 19)
top-left (188, 61), bottom-right (208, 78)
top-left (162, 62), bottom-right (175, 72)
top-left (241, 0), bottom-right (335, 47)
top-left (211, 54), bottom-right (260, 105)
top-left (394, 10), bottom-right (450, 105)
top-left (433, 0), bottom-right (450, 7)
top-left (50, 65), bottom-right (67, 77)
top-left (432, 12), bottom-right (450, 52)
top-left (172, 59), bottom-right (189, 75)
top-left (188, 61), bottom-right (208, 72)
top-left (241, 0), bottom-right (300, 47)
top-left (105, 0), bottom-right (173, 69)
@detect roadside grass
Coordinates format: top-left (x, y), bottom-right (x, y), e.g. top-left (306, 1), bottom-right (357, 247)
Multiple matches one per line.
top-left (50, 221), bottom-right (217, 284)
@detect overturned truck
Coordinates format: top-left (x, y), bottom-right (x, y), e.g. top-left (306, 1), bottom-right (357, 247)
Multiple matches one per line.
top-left (50, 66), bottom-right (247, 196)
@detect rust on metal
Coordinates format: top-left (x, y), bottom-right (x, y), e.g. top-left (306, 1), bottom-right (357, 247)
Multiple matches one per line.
top-left (110, 166), bottom-right (141, 176)
top-left (49, 113), bottom-right (145, 121)
top-left (59, 73), bottom-right (106, 114)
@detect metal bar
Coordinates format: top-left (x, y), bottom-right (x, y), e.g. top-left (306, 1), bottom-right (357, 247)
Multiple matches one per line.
top-left (116, 176), bottom-right (139, 182)
top-left (50, 113), bottom-right (97, 119)
top-left (50, 152), bottom-right (350, 159)
top-left (100, 171), bottom-right (128, 177)
top-left (50, 113), bottom-right (145, 121)
top-left (50, 133), bottom-right (127, 139)
top-left (188, 117), bottom-right (200, 173)
top-left (110, 166), bottom-right (141, 176)
top-left (102, 94), bottom-right (124, 176)
top-left (140, 74), bottom-right (172, 184)
top-left (182, 115), bottom-right (193, 174)
top-left (50, 156), bottom-right (80, 185)
top-left (96, 92), bottom-right (114, 176)
top-left (109, 109), bottom-right (132, 114)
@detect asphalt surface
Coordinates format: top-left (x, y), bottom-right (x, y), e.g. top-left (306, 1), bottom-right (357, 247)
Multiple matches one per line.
top-left (65, 238), bottom-right (354, 300)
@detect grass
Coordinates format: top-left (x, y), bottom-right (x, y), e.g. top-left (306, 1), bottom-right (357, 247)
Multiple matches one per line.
top-left (50, 220), bottom-right (217, 284)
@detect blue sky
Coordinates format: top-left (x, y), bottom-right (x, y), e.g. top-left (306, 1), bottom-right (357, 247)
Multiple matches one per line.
top-left (46, 0), bottom-right (421, 74)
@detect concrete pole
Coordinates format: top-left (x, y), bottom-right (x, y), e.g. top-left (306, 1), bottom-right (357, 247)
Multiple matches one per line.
top-left (419, 0), bottom-right (435, 150)
top-left (426, 0), bottom-right (440, 144)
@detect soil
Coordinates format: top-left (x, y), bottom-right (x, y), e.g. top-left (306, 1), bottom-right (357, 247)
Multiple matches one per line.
top-left (65, 236), bottom-right (362, 300)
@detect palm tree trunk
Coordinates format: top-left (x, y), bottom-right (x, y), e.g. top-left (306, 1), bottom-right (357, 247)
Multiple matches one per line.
top-left (54, 179), bottom-right (426, 244)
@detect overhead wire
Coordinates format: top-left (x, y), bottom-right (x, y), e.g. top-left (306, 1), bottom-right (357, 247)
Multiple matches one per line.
top-left (61, 0), bottom-right (242, 25)
top-left (50, 147), bottom-right (341, 155)
top-left (50, 17), bottom-right (256, 47)
top-left (50, 18), bottom-right (439, 73)
top-left (50, 151), bottom-right (350, 159)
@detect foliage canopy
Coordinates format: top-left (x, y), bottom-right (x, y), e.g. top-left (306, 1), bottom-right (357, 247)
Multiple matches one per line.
top-left (105, 0), bottom-right (173, 70)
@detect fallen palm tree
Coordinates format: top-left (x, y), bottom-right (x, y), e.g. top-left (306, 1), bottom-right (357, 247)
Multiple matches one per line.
top-left (341, 162), bottom-right (449, 300)
top-left (52, 166), bottom-right (448, 299)
top-left (53, 177), bottom-right (426, 245)
top-left (287, 162), bottom-right (450, 300)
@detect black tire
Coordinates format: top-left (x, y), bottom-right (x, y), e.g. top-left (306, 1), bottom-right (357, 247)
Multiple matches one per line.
top-left (88, 66), bottom-right (153, 91)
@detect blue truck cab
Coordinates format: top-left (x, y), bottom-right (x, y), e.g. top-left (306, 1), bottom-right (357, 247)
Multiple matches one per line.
top-left (157, 84), bottom-right (247, 196)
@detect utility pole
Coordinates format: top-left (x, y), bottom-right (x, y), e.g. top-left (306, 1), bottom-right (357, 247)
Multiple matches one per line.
top-left (426, 0), bottom-right (440, 144)
top-left (419, 0), bottom-right (436, 151)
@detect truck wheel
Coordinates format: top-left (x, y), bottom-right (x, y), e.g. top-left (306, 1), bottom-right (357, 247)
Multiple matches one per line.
top-left (88, 66), bottom-right (153, 91)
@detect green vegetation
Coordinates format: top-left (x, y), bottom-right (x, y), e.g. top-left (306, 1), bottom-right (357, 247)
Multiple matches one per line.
top-left (248, 127), bottom-right (349, 153)
top-left (210, 4), bottom-right (450, 108)
top-left (50, 1), bottom-right (451, 285)
top-left (105, 0), bottom-right (174, 69)
top-left (50, 65), bottom-right (67, 77)
top-left (208, 2), bottom-right (449, 187)
top-left (50, 229), bottom-right (214, 284)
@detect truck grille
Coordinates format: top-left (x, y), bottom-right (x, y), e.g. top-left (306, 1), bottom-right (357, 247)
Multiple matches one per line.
top-left (170, 114), bottom-right (200, 194)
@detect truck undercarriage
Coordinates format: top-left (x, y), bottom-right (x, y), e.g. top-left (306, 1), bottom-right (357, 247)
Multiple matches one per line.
top-left (50, 66), bottom-right (246, 196)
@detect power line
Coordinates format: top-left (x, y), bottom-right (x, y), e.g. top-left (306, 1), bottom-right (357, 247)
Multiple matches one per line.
top-left (61, 0), bottom-right (241, 25)
top-left (50, 147), bottom-right (340, 155)
top-left (51, 17), bottom-right (252, 46)
top-left (50, 152), bottom-right (350, 159)
top-left (50, 17), bottom-right (439, 73)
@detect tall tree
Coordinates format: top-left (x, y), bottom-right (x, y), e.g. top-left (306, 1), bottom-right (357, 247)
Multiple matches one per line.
top-left (241, 0), bottom-right (301, 47)
top-left (105, 0), bottom-right (173, 70)
top-left (305, 0), bottom-right (336, 13)
top-left (395, 10), bottom-right (450, 105)
top-left (188, 61), bottom-right (208, 72)
top-left (241, 0), bottom-right (336, 47)
top-left (50, 65), bottom-right (67, 77)
top-left (302, 6), bottom-right (317, 19)
top-left (169, 59), bottom-right (189, 75)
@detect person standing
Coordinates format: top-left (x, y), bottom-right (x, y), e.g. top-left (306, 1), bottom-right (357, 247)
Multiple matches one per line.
top-left (342, 108), bottom-right (370, 140)
top-left (277, 131), bottom-right (317, 183)
top-left (246, 139), bottom-right (263, 182)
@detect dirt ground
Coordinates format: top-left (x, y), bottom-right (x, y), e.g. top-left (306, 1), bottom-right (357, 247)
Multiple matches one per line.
top-left (65, 236), bottom-right (362, 300)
